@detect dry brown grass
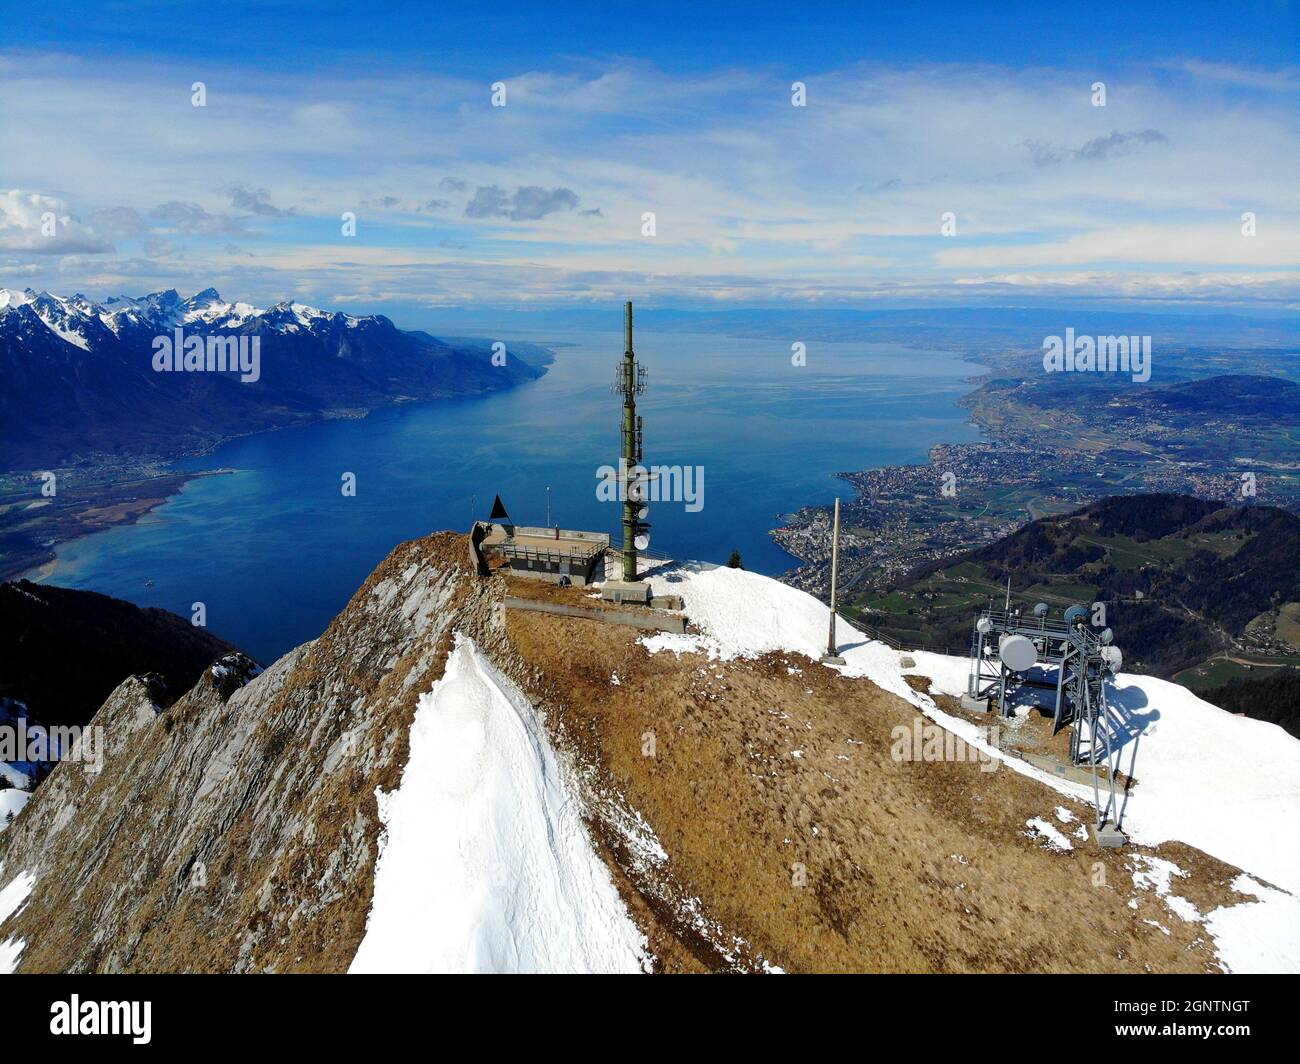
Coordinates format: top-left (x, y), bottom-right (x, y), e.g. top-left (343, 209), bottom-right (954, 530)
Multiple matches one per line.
top-left (507, 604), bottom-right (1242, 973)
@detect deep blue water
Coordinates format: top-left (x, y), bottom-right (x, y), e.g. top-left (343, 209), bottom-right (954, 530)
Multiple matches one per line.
top-left (35, 329), bottom-right (981, 662)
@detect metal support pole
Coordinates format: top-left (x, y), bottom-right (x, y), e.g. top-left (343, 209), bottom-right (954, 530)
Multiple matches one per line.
top-left (827, 498), bottom-right (841, 655)
top-left (821, 498), bottom-right (846, 664)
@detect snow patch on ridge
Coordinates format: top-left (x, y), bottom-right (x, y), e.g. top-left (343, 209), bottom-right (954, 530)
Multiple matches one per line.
top-left (1205, 876), bottom-right (1300, 974)
top-left (1025, 817), bottom-right (1074, 852)
top-left (349, 634), bottom-right (648, 974)
top-left (0, 865), bottom-right (36, 974)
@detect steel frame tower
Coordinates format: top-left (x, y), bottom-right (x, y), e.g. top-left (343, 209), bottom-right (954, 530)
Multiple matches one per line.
top-left (614, 301), bottom-right (648, 581)
top-left (966, 606), bottom-right (1125, 835)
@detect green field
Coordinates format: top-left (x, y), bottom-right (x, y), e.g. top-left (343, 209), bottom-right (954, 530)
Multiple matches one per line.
top-left (1278, 602), bottom-right (1300, 648)
top-left (1176, 653), bottom-right (1300, 693)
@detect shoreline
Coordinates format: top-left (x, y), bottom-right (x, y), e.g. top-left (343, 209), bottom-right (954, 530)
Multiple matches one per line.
top-left (769, 353), bottom-right (995, 585)
top-left (771, 351), bottom-right (1300, 601)
top-left (2, 363), bottom-right (557, 587)
top-left (2, 468), bottom-right (235, 585)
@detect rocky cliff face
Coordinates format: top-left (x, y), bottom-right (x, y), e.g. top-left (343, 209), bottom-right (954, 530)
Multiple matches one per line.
top-left (0, 533), bottom-right (503, 971)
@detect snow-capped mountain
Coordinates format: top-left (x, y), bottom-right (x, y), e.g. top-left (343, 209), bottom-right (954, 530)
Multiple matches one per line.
top-left (4, 286), bottom-right (392, 349)
top-left (0, 288), bottom-right (543, 470)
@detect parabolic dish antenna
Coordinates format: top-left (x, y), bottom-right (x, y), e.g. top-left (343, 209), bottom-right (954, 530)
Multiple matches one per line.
top-left (998, 633), bottom-right (1037, 673)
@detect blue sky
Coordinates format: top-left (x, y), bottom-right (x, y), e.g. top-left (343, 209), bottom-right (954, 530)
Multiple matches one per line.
top-left (2, 0), bottom-right (1297, 316)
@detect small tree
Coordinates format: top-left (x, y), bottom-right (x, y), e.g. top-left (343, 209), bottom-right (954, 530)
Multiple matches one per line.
top-left (727, 550), bottom-right (743, 569)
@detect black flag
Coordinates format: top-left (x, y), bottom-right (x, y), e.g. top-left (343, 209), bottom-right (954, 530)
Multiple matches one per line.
top-left (489, 495), bottom-right (509, 521)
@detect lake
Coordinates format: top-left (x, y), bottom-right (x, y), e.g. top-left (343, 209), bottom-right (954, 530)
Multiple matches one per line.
top-left (34, 329), bottom-right (982, 662)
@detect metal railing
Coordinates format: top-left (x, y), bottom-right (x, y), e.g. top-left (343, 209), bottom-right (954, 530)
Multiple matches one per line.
top-left (840, 615), bottom-right (965, 657)
top-left (502, 542), bottom-right (604, 566)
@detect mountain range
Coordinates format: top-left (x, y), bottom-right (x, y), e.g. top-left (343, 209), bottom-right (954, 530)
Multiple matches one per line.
top-left (0, 288), bottom-right (544, 470)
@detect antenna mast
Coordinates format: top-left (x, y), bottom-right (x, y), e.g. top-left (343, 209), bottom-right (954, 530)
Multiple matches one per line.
top-left (615, 301), bottom-right (648, 581)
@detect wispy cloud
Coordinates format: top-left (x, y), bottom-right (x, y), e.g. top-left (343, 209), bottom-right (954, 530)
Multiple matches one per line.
top-left (148, 201), bottom-right (245, 236)
top-left (1163, 59), bottom-right (1300, 91)
top-left (465, 185), bottom-right (582, 221)
top-left (226, 183), bottom-right (295, 216)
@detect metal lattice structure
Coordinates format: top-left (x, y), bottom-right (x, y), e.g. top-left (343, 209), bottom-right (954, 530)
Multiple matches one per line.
top-left (966, 603), bottom-right (1125, 838)
top-left (611, 301), bottom-right (651, 582)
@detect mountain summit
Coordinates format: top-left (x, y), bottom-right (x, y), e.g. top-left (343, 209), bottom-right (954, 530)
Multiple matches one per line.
top-left (1, 533), bottom-right (1296, 973)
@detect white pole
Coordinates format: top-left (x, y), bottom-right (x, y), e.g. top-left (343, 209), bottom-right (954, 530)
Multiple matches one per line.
top-left (827, 497), bottom-right (841, 657)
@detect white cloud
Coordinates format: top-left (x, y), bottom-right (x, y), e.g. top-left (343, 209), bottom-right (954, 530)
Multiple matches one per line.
top-left (0, 190), bottom-right (114, 254)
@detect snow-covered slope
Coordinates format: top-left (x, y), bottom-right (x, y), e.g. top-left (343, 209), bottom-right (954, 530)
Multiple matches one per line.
top-left (0, 790), bottom-right (30, 831)
top-left (1, 699), bottom-right (35, 833)
top-left (640, 561), bottom-right (1300, 973)
top-left (350, 634), bottom-right (648, 974)
top-left (905, 654), bottom-right (1300, 891)
top-left (0, 865), bottom-right (35, 974)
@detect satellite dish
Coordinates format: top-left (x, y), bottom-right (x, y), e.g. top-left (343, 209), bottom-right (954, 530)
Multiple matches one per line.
top-left (1100, 627), bottom-right (1114, 645)
top-left (1101, 646), bottom-right (1123, 672)
top-left (1063, 605), bottom-right (1088, 627)
top-left (976, 617), bottom-right (993, 635)
top-left (1034, 602), bottom-right (1049, 618)
top-left (998, 633), bottom-right (1037, 673)
top-left (634, 534), bottom-right (649, 550)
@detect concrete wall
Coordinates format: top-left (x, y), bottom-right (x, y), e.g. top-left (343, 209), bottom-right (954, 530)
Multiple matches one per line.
top-left (512, 526), bottom-right (610, 546)
top-left (504, 596), bottom-right (687, 634)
